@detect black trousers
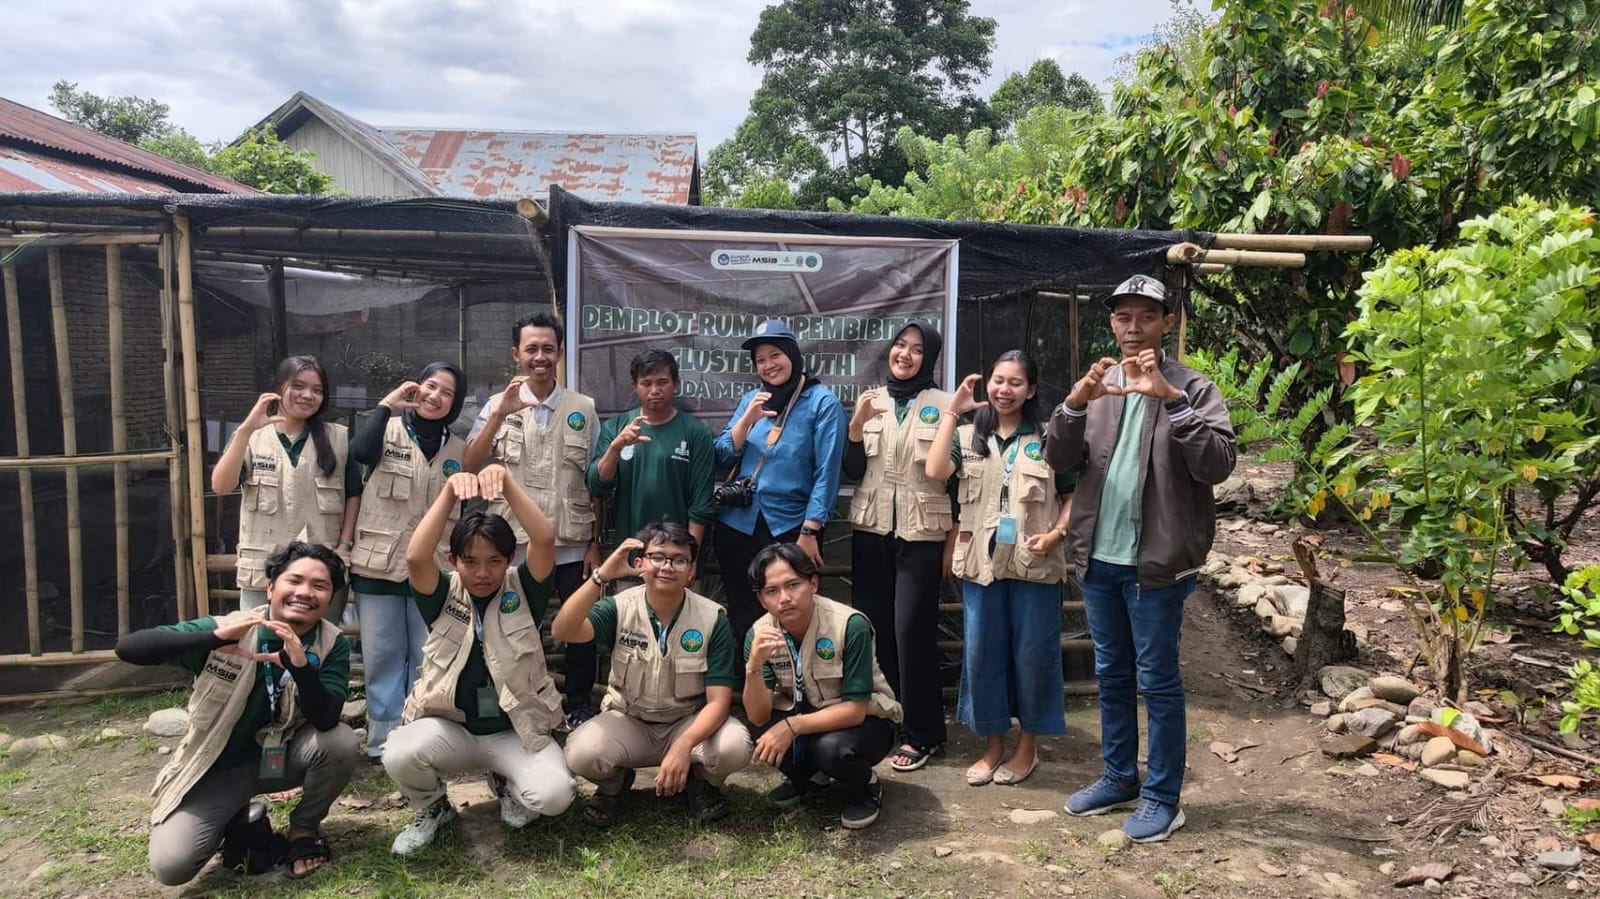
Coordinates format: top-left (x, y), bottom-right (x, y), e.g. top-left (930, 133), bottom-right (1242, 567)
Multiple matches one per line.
top-left (761, 708), bottom-right (895, 801)
top-left (714, 515), bottom-right (800, 654)
top-left (851, 531), bottom-right (948, 749)
top-left (553, 561), bottom-right (598, 710)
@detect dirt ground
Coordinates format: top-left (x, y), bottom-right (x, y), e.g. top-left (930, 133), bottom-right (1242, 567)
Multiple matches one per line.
top-left (0, 462), bottom-right (1595, 898)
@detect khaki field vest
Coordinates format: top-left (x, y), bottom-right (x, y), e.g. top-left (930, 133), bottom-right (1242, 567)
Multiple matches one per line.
top-left (350, 416), bottom-right (464, 582)
top-left (756, 595), bottom-right (902, 724)
top-left (150, 613), bottom-right (342, 824)
top-left (950, 423), bottom-right (1068, 586)
top-left (236, 424), bottom-right (350, 589)
top-left (848, 388), bottom-right (954, 542)
top-left (485, 390), bottom-right (597, 546)
top-left (402, 569), bottom-right (564, 750)
top-left (601, 585), bottom-right (723, 724)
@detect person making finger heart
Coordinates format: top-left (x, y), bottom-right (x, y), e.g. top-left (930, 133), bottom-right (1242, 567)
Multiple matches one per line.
top-left (1046, 275), bottom-right (1237, 843)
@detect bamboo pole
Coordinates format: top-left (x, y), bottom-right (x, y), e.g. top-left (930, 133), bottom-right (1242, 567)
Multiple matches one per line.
top-left (268, 262), bottom-right (288, 363)
top-left (1166, 243), bottom-right (1305, 268)
top-left (0, 449), bottom-right (174, 470)
top-left (47, 250), bottom-right (85, 653)
top-left (3, 264), bottom-right (41, 656)
top-left (0, 233), bottom-right (162, 247)
top-left (108, 245), bottom-right (130, 636)
top-left (158, 232), bottom-right (192, 620)
top-left (457, 286), bottom-right (467, 370)
top-left (0, 649), bottom-right (122, 668)
top-left (515, 197), bottom-right (549, 227)
top-left (0, 683), bottom-right (188, 707)
top-left (197, 226), bottom-right (530, 243)
top-left (1177, 305), bottom-right (1189, 360)
top-left (1210, 233), bottom-right (1373, 252)
top-left (1195, 263), bottom-right (1228, 275)
top-left (2, 220), bottom-right (168, 234)
top-left (175, 215), bottom-right (211, 617)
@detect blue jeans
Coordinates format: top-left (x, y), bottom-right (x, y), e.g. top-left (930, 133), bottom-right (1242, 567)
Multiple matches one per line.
top-left (956, 578), bottom-right (1067, 737)
top-left (356, 590), bottom-right (427, 758)
top-left (1078, 560), bottom-right (1193, 805)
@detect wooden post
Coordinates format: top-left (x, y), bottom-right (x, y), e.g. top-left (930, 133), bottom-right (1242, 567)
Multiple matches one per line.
top-left (3, 264), bottom-right (41, 655)
top-left (457, 285), bottom-right (467, 370)
top-left (268, 262), bottom-right (288, 364)
top-left (158, 233), bottom-right (193, 619)
top-left (107, 245), bottom-right (130, 636)
top-left (174, 215), bottom-right (211, 617)
top-left (1291, 538), bottom-right (1357, 693)
top-left (47, 249), bottom-right (85, 652)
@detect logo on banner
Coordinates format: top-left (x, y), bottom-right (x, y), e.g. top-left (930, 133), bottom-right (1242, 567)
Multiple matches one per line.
top-left (711, 249), bottom-right (824, 273)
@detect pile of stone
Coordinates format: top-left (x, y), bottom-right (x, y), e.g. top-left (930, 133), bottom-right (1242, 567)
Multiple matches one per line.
top-left (1202, 548), bottom-right (1355, 658)
top-left (1313, 665), bottom-right (1495, 789)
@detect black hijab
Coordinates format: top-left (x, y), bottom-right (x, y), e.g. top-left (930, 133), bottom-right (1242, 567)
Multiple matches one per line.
top-left (403, 361), bottom-right (465, 460)
top-left (885, 320), bottom-right (944, 400)
top-left (751, 335), bottom-right (820, 414)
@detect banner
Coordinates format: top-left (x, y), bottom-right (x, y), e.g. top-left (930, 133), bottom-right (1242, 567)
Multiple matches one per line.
top-left (567, 226), bottom-right (958, 422)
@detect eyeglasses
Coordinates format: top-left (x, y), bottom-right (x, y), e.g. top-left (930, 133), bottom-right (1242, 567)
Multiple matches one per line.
top-left (643, 553), bottom-right (694, 570)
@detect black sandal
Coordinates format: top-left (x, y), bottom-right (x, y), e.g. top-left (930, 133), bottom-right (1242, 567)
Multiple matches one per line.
top-left (582, 769), bottom-right (634, 829)
top-left (284, 833), bottom-right (331, 879)
top-left (686, 776), bottom-right (730, 822)
top-left (890, 743), bottom-right (942, 773)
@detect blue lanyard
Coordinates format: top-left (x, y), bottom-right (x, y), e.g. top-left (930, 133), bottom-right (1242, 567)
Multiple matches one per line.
top-left (995, 435), bottom-right (1024, 507)
top-left (784, 632), bottom-right (804, 704)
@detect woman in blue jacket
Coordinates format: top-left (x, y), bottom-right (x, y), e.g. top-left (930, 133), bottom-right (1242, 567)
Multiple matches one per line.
top-left (713, 319), bottom-right (847, 654)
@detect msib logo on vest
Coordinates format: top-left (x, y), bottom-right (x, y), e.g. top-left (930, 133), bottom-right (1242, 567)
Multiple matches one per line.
top-left (918, 406), bottom-right (939, 425)
top-left (500, 592), bottom-right (521, 614)
top-left (1024, 442), bottom-right (1043, 461)
top-left (679, 629), bottom-right (704, 652)
top-left (815, 637), bottom-right (836, 660)
top-left (566, 412), bottom-right (586, 431)
top-left (442, 459), bottom-right (462, 475)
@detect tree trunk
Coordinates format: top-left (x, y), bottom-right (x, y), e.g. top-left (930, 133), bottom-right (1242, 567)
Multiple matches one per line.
top-left (1292, 539), bottom-right (1357, 693)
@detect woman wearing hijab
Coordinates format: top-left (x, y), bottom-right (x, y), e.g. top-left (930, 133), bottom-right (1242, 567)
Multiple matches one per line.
top-left (713, 319), bottom-right (847, 655)
top-left (842, 322), bottom-right (953, 772)
top-left (348, 362), bottom-right (468, 764)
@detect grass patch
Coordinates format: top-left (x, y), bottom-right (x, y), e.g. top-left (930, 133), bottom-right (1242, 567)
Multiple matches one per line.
top-left (0, 767), bottom-right (27, 790)
top-left (85, 689), bottom-right (189, 721)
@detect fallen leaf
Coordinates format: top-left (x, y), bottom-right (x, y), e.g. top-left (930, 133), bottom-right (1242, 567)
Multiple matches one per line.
top-left (1576, 798), bottom-right (1600, 811)
top-left (1481, 627), bottom-right (1514, 644)
top-left (1530, 774), bottom-right (1586, 790)
top-left (1579, 834), bottom-right (1600, 853)
top-left (1258, 862), bottom-right (1287, 877)
top-left (1533, 835), bottom-right (1563, 853)
top-left (1415, 721), bottom-right (1488, 756)
top-left (1372, 752), bottom-right (1418, 773)
top-left (1394, 863), bottom-right (1453, 887)
top-left (337, 796), bottom-right (373, 810)
top-left (1210, 741), bottom-right (1240, 763)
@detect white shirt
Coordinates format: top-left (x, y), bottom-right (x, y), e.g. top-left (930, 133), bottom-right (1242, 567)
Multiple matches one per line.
top-left (469, 384), bottom-right (587, 564)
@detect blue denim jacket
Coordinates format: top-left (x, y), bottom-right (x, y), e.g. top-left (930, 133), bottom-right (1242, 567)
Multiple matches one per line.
top-left (714, 384), bottom-right (847, 535)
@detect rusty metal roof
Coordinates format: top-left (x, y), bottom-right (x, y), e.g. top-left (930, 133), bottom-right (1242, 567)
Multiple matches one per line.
top-left (0, 144), bottom-right (175, 193)
top-left (0, 96), bottom-right (257, 194)
top-left (382, 129), bottom-right (699, 204)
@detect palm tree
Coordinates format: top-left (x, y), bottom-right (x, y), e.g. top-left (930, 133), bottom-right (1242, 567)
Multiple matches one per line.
top-left (1350, 1), bottom-right (1464, 41)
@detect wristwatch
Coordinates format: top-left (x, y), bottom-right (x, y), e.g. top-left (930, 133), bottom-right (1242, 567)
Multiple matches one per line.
top-left (590, 570), bottom-right (607, 588)
top-left (799, 525), bottom-right (822, 537)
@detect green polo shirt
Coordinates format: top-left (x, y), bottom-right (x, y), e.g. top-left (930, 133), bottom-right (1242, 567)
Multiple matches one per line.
top-left (587, 408), bottom-right (716, 546)
top-left (413, 565), bottom-right (552, 735)
top-left (160, 617), bottom-right (351, 766)
top-left (1091, 396), bottom-right (1147, 565)
top-left (948, 419), bottom-right (1076, 495)
top-left (743, 612), bottom-right (875, 702)
top-left (587, 595), bottom-right (736, 689)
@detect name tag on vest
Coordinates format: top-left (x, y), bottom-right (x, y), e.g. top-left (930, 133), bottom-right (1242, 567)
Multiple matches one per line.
top-left (383, 446), bottom-right (412, 463)
top-left (618, 629), bottom-right (651, 651)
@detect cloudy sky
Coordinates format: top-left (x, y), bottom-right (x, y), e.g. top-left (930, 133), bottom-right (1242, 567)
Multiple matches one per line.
top-left (3, 0), bottom-right (1180, 149)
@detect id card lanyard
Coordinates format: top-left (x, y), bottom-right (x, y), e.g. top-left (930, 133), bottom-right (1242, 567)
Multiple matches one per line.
top-left (259, 648), bottom-right (291, 779)
top-left (994, 436), bottom-right (1024, 546)
top-left (784, 631), bottom-right (805, 708)
top-left (473, 607), bottom-right (503, 719)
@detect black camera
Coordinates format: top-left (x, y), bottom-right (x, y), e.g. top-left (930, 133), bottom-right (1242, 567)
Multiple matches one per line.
top-left (713, 477), bottom-right (756, 508)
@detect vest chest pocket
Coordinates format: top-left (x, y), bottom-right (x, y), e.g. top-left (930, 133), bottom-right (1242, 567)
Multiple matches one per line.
top-left (352, 528), bottom-right (399, 572)
top-left (246, 467), bottom-right (280, 514)
top-left (672, 655), bottom-right (707, 700)
top-left (911, 425), bottom-right (939, 463)
top-left (236, 542), bottom-right (272, 585)
top-left (498, 607), bottom-right (543, 660)
top-left (811, 657), bottom-right (846, 704)
top-left (1013, 458), bottom-right (1053, 504)
top-left (314, 478), bottom-right (344, 514)
top-left (562, 431), bottom-right (590, 470)
top-left (497, 426), bottom-right (526, 465)
top-left (861, 420), bottom-right (884, 457)
top-left (375, 457), bottom-right (414, 501)
top-left (956, 470), bottom-right (982, 505)
top-left (848, 485), bottom-right (879, 525)
top-left (561, 498), bottom-right (596, 543)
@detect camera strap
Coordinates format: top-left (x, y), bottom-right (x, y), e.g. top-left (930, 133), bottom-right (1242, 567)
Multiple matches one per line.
top-left (724, 376), bottom-right (808, 491)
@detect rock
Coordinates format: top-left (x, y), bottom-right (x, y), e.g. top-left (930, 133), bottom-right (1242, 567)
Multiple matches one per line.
top-left (1319, 666), bottom-right (1371, 702)
top-left (1368, 676), bottom-right (1422, 705)
top-left (144, 708), bottom-right (190, 737)
top-left (1420, 769), bottom-right (1469, 789)
top-left (1309, 700), bottom-right (1333, 717)
top-left (1463, 701), bottom-right (1493, 719)
top-left (1536, 850), bottom-right (1582, 871)
top-left (1430, 708), bottom-right (1490, 752)
top-left (157, 745), bottom-right (171, 755)
top-left (1379, 862), bottom-right (1397, 876)
top-left (1257, 523), bottom-right (1281, 535)
top-left (1281, 636), bottom-right (1298, 656)
top-left (1353, 763), bottom-right (1379, 777)
top-left (1506, 873), bottom-right (1534, 886)
top-left (1420, 737), bottom-right (1456, 768)
top-left (1325, 714), bottom-right (1349, 734)
top-left (1455, 750), bottom-right (1484, 767)
top-left (934, 846), bottom-right (953, 859)
top-left (25, 861), bottom-right (54, 882)
top-left (1271, 584), bottom-right (1311, 618)
top-left (1255, 596), bottom-right (1279, 620)
top-left (1542, 798), bottom-right (1569, 818)
top-left (7, 733), bottom-right (69, 759)
top-left (0, 733), bottom-right (11, 749)
top-left (97, 727), bottom-right (125, 741)
top-left (340, 699), bottom-right (367, 724)
top-left (1096, 829), bottom-right (1132, 852)
top-left (1216, 571), bottom-right (1244, 589)
top-left (1215, 477), bottom-right (1255, 511)
top-left (1345, 708), bottom-right (1400, 738)
top-left (1265, 614), bottom-right (1301, 638)
top-left (1407, 696), bottom-right (1437, 719)
top-left (1221, 516), bottom-right (1250, 532)
top-left (1395, 724), bottom-right (1425, 746)
top-left (1338, 687), bottom-right (1376, 712)
top-left (1238, 582), bottom-right (1269, 608)
top-left (1479, 836), bottom-right (1501, 848)
top-left (1008, 809), bottom-right (1059, 825)
top-left (1321, 734), bottom-right (1377, 759)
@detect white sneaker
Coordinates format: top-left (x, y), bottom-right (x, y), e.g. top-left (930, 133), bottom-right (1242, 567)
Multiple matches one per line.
top-left (489, 774), bottom-right (535, 829)
top-left (391, 798), bottom-right (455, 856)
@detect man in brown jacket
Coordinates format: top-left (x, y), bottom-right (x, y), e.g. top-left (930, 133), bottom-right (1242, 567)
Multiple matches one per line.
top-left (1044, 274), bottom-right (1237, 843)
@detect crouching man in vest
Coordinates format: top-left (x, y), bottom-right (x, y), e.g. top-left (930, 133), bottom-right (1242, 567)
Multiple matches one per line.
top-left (743, 543), bottom-right (903, 830)
top-left (384, 464), bottom-right (576, 856)
top-left (554, 522), bottom-right (751, 827)
top-left (115, 541), bottom-right (356, 884)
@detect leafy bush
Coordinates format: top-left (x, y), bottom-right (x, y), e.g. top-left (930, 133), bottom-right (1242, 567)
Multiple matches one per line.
top-left (1555, 565), bottom-right (1600, 734)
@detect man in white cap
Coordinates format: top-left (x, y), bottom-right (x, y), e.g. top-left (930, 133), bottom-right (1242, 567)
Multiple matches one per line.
top-left (1044, 274), bottom-right (1237, 843)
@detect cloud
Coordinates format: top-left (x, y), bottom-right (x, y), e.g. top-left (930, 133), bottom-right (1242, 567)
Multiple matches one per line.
top-left (3, 0), bottom-right (1178, 152)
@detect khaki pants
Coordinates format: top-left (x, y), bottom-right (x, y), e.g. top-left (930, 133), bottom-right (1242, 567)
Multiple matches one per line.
top-left (564, 709), bottom-right (752, 795)
top-left (147, 724), bottom-right (358, 886)
top-left (382, 717), bottom-right (576, 816)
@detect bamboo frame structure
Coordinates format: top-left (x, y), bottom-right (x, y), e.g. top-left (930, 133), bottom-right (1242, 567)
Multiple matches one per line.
top-left (1166, 242), bottom-right (1305, 268)
top-left (0, 450), bottom-right (174, 470)
top-left (0, 649), bottom-right (121, 668)
top-left (1210, 233), bottom-right (1373, 252)
top-left (159, 232), bottom-right (193, 620)
top-left (0, 233), bottom-right (161, 247)
top-left (2, 265), bottom-right (41, 656)
top-left (197, 226), bottom-right (530, 243)
top-left (47, 250), bottom-right (86, 653)
top-left (107, 245), bottom-right (131, 636)
top-left (174, 215), bottom-right (211, 617)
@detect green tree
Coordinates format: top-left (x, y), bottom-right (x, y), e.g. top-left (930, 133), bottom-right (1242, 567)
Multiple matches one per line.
top-left (991, 60), bottom-right (1102, 132)
top-left (207, 126), bottom-right (332, 195)
top-left (48, 80), bottom-right (176, 144)
top-left (138, 132), bottom-right (214, 170)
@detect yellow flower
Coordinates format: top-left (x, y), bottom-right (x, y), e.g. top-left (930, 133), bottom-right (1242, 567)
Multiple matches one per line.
top-left (1454, 605), bottom-right (1470, 622)
top-left (1453, 513), bottom-right (1469, 532)
top-left (1519, 464), bottom-right (1539, 483)
top-left (1531, 424), bottom-right (1547, 442)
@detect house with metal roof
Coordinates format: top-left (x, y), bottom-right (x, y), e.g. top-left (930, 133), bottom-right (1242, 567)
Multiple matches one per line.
top-left (0, 96), bottom-right (256, 194)
top-left (256, 92), bottom-right (700, 204)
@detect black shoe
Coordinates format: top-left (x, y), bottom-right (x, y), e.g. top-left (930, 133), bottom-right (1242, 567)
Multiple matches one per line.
top-left (563, 706), bottom-right (598, 733)
top-left (840, 777), bottom-right (882, 830)
top-left (767, 778), bottom-right (811, 809)
top-left (219, 801), bottom-right (283, 874)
